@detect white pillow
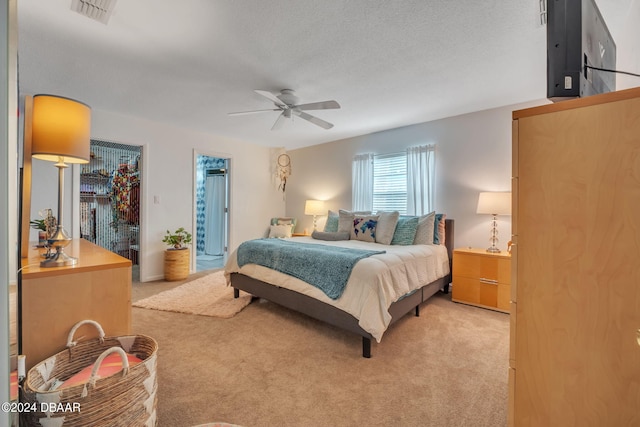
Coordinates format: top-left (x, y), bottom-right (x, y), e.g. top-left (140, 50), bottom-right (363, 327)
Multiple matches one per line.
top-left (337, 210), bottom-right (355, 234)
top-left (269, 224), bottom-right (292, 238)
top-left (375, 211), bottom-right (400, 245)
top-left (413, 211), bottom-right (436, 245)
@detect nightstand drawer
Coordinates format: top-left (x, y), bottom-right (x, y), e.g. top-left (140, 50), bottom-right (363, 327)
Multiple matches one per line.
top-left (452, 276), bottom-right (501, 308)
top-left (452, 276), bottom-right (480, 304)
top-left (453, 251), bottom-right (511, 284)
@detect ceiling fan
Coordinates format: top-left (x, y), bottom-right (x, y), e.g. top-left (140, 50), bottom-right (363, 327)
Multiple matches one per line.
top-left (228, 89), bottom-right (340, 130)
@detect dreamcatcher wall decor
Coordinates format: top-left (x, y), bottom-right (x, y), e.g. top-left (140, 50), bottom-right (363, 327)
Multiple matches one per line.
top-left (277, 153), bottom-right (291, 199)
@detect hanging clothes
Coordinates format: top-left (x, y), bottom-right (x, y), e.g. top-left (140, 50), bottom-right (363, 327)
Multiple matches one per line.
top-left (109, 164), bottom-right (140, 226)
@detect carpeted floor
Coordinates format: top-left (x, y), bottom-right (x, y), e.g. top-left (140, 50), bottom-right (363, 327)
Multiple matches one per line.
top-left (132, 273), bottom-right (509, 427)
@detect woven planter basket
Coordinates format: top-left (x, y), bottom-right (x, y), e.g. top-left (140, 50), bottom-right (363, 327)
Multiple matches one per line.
top-left (164, 248), bottom-right (190, 281)
top-left (21, 320), bottom-right (158, 427)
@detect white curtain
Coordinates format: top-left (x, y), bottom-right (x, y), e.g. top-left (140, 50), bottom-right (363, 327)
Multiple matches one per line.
top-left (352, 153), bottom-right (374, 211)
top-left (205, 174), bottom-right (225, 255)
top-left (406, 144), bottom-right (435, 216)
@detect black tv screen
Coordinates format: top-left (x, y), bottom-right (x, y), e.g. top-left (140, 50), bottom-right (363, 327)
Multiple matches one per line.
top-left (547, 0), bottom-right (616, 100)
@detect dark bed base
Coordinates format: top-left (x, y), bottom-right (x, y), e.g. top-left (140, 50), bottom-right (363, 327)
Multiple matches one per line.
top-left (232, 219), bottom-right (454, 358)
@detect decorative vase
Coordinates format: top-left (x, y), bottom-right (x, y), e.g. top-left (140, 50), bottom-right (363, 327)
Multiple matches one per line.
top-left (38, 231), bottom-right (47, 246)
top-left (164, 248), bottom-right (190, 281)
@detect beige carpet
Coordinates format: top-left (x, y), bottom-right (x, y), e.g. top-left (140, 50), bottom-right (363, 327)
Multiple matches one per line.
top-left (132, 277), bottom-right (510, 427)
top-left (133, 270), bottom-right (251, 318)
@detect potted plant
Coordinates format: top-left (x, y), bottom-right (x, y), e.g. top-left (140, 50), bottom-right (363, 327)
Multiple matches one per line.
top-left (163, 227), bottom-right (192, 281)
top-left (162, 227), bottom-right (192, 249)
top-left (30, 218), bottom-right (48, 246)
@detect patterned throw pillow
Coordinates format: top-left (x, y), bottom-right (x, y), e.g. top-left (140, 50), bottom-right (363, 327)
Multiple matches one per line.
top-left (323, 210), bottom-right (339, 232)
top-left (338, 210), bottom-right (372, 234)
top-left (391, 216), bottom-right (419, 245)
top-left (351, 216), bottom-right (378, 242)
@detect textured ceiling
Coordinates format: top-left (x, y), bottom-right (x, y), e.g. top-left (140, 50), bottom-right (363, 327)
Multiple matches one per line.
top-left (16, 0), bottom-right (632, 149)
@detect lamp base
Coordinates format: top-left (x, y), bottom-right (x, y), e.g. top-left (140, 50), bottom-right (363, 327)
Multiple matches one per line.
top-left (486, 246), bottom-right (501, 254)
top-left (41, 226), bottom-right (75, 267)
top-left (40, 246), bottom-right (77, 267)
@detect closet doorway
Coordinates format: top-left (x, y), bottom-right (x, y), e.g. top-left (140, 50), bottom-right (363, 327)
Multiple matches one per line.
top-left (195, 153), bottom-right (229, 272)
top-left (79, 140), bottom-right (142, 280)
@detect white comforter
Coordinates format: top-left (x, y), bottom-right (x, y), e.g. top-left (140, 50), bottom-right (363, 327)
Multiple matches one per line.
top-left (224, 237), bottom-right (450, 342)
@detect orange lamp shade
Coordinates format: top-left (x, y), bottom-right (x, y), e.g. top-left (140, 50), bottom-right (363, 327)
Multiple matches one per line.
top-left (31, 94), bottom-right (91, 164)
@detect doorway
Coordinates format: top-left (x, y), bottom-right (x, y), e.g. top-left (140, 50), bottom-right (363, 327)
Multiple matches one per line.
top-left (79, 140), bottom-right (142, 280)
top-left (195, 153), bottom-right (229, 272)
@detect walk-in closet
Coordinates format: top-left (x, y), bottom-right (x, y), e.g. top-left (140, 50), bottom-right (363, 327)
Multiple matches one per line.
top-left (80, 140), bottom-right (142, 276)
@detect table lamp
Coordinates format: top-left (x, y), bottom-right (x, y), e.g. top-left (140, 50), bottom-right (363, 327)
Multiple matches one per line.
top-left (304, 200), bottom-right (325, 231)
top-left (476, 192), bottom-right (511, 253)
top-left (31, 95), bottom-right (91, 267)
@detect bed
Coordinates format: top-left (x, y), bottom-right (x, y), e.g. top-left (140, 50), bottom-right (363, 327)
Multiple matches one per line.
top-left (225, 218), bottom-right (454, 358)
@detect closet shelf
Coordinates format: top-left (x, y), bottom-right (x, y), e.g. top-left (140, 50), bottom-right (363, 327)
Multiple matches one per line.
top-left (80, 193), bottom-right (110, 201)
top-left (80, 172), bottom-right (110, 180)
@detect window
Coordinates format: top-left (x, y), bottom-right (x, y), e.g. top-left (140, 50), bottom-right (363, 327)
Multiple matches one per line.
top-left (372, 153), bottom-right (407, 214)
top-left (352, 145), bottom-right (435, 215)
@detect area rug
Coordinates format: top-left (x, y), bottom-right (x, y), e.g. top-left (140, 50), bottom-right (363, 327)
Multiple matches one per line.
top-left (133, 271), bottom-right (251, 318)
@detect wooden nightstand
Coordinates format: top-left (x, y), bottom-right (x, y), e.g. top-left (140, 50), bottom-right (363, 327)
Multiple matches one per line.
top-left (452, 248), bottom-right (511, 313)
top-left (291, 233), bottom-right (310, 237)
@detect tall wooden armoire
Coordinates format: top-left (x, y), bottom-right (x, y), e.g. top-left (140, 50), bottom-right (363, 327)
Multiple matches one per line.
top-left (510, 87), bottom-right (640, 426)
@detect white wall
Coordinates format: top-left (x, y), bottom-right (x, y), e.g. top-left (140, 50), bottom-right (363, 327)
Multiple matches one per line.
top-left (615, 0), bottom-right (640, 90)
top-left (30, 109), bottom-right (285, 281)
top-left (286, 100), bottom-right (546, 252)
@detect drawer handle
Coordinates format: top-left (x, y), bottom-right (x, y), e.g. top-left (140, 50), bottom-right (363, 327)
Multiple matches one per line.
top-left (479, 278), bottom-right (498, 284)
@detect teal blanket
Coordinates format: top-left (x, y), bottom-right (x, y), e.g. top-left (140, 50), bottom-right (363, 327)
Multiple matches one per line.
top-left (237, 239), bottom-right (385, 300)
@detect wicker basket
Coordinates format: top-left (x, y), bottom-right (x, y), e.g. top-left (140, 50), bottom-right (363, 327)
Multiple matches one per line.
top-left (21, 320), bottom-right (158, 427)
top-left (164, 248), bottom-right (190, 281)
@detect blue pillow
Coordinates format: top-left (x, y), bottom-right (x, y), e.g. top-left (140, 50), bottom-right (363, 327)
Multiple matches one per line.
top-left (391, 216), bottom-right (419, 245)
top-left (433, 213), bottom-right (445, 244)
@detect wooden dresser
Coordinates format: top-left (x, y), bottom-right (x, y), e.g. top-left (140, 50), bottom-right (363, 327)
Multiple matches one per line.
top-left (510, 87), bottom-right (640, 426)
top-left (20, 239), bottom-right (132, 371)
top-left (451, 248), bottom-right (510, 313)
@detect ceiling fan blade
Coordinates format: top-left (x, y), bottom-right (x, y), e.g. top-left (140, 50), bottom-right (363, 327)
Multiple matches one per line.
top-left (271, 111), bottom-right (287, 130)
top-left (295, 111), bottom-right (334, 129)
top-left (228, 108), bottom-right (280, 116)
top-left (296, 100), bottom-right (341, 111)
top-left (255, 90), bottom-right (288, 108)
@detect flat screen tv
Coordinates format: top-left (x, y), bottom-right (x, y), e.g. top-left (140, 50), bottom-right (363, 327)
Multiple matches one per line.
top-left (547, 0), bottom-right (616, 100)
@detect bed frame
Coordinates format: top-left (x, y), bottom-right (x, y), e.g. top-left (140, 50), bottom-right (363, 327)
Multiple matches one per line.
top-left (231, 219), bottom-right (454, 358)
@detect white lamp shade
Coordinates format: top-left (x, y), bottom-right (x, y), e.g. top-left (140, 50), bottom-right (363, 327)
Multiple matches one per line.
top-left (477, 192), bottom-right (511, 215)
top-left (31, 95), bottom-right (91, 164)
top-left (304, 200), bottom-right (326, 216)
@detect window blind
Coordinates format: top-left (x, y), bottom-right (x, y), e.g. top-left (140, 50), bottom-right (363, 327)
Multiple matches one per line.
top-left (373, 152), bottom-right (407, 214)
